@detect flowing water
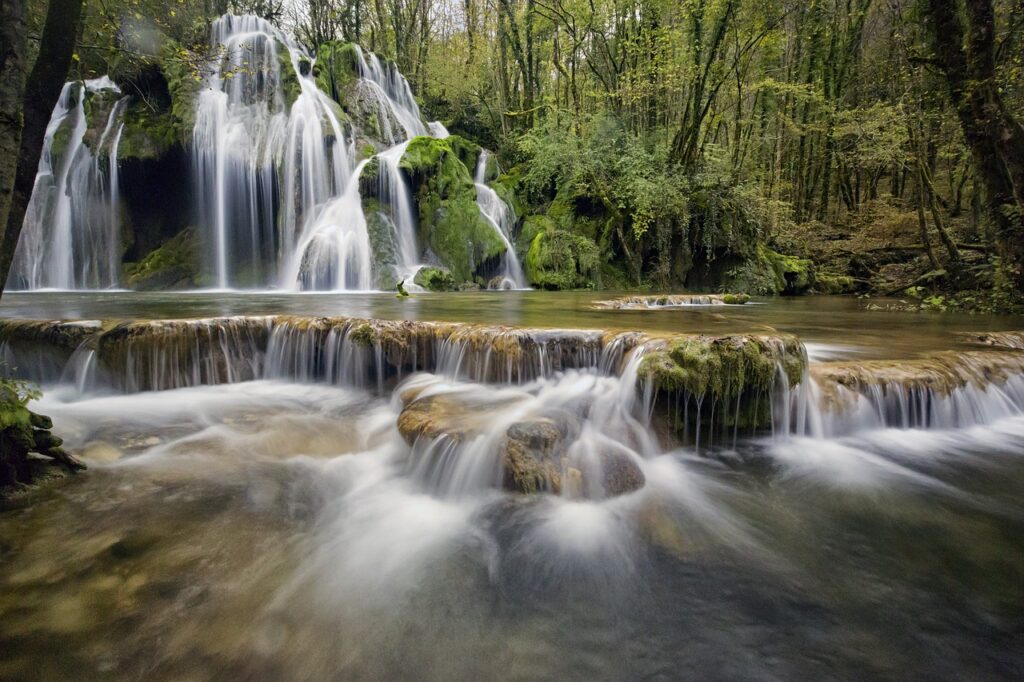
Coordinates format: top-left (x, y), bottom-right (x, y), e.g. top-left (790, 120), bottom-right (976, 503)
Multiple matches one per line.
top-left (1, 293), bottom-right (1023, 679)
top-left (8, 79), bottom-right (128, 291)
top-left (475, 151), bottom-right (526, 289)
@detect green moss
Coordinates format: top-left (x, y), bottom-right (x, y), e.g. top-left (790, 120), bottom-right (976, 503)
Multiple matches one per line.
top-left (413, 266), bottom-right (457, 291)
top-left (446, 135), bottom-right (482, 176)
top-left (400, 136), bottom-right (505, 282)
top-left (726, 245), bottom-right (814, 296)
top-left (118, 99), bottom-right (177, 161)
top-left (315, 41), bottom-right (361, 104)
top-left (277, 43), bottom-right (303, 109)
top-left (722, 293), bottom-right (751, 305)
top-left (814, 272), bottom-right (856, 294)
top-left (638, 334), bottom-right (806, 431)
top-left (349, 323), bottom-right (376, 346)
top-left (362, 198), bottom-right (400, 289)
top-left (123, 228), bottom-right (200, 290)
top-left (492, 166), bottom-right (526, 218)
top-left (524, 224), bottom-right (601, 290)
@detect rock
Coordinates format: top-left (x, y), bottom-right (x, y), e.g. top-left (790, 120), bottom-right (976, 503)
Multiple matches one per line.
top-left (400, 136), bottom-right (507, 282)
top-left (524, 219), bottom-right (601, 290)
top-left (414, 266), bottom-right (457, 292)
top-left (721, 293), bottom-right (751, 305)
top-left (123, 228), bottom-right (201, 290)
top-left (500, 417), bottom-right (572, 494)
top-left (593, 446), bottom-right (645, 497)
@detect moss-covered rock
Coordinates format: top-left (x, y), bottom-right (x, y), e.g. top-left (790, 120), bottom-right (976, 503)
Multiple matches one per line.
top-left (400, 136), bottom-right (506, 282)
top-left (314, 41), bottom-right (361, 103)
top-left (277, 43), bottom-right (303, 109)
top-left (722, 293), bottom-right (751, 305)
top-left (725, 245), bottom-right (814, 296)
top-left (123, 228), bottom-right (201, 290)
top-left (446, 134), bottom-right (483, 177)
top-left (813, 272), bottom-right (856, 294)
top-left (638, 333), bottom-right (806, 433)
top-left (414, 266), bottom-right (457, 291)
top-left (524, 220), bottom-right (601, 290)
top-left (362, 198), bottom-right (401, 289)
top-left (1, 380), bottom-right (84, 493)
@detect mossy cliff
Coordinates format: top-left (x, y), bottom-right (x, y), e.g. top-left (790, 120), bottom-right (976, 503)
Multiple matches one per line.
top-left (400, 136), bottom-right (506, 282)
top-left (523, 216), bottom-right (601, 290)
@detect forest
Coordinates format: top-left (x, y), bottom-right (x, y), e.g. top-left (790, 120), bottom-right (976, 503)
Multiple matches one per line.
top-left (1, 0), bottom-right (1022, 306)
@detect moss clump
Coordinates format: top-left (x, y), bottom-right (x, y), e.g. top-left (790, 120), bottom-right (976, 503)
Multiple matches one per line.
top-left (638, 334), bottom-right (806, 432)
top-left (726, 245), bottom-right (814, 296)
top-left (118, 99), bottom-right (177, 161)
top-left (1, 379), bottom-right (84, 492)
top-left (400, 136), bottom-right (506, 282)
top-left (524, 221), bottom-right (601, 290)
top-left (414, 266), bottom-right (457, 291)
top-left (314, 41), bottom-right (361, 103)
top-left (722, 293), bottom-right (751, 305)
top-left (813, 272), bottom-right (856, 294)
top-left (123, 228), bottom-right (200, 290)
top-left (446, 134), bottom-right (483, 176)
top-left (277, 43), bottom-right (303, 109)
top-left (349, 323), bottom-right (376, 346)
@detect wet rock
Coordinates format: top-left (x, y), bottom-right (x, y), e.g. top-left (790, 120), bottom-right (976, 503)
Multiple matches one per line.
top-left (501, 418), bottom-right (572, 494)
top-left (593, 446), bottom-right (645, 497)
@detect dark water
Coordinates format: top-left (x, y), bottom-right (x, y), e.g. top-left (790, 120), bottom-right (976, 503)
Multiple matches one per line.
top-left (1, 293), bottom-right (1023, 680)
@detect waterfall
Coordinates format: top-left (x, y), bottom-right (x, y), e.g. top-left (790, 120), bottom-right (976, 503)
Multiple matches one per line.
top-left (474, 151), bottom-right (526, 289)
top-left (193, 14), bottom-right (353, 289)
top-left (377, 142), bottom-right (420, 276)
top-left (353, 46), bottom-right (428, 142)
top-left (9, 78), bottom-right (127, 290)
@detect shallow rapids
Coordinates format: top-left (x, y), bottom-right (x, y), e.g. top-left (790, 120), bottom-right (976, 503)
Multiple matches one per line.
top-left (2, 300), bottom-right (1024, 679)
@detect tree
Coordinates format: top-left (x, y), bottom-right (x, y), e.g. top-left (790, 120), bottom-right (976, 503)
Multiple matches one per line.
top-left (0, 0), bottom-right (87, 297)
top-left (0, 0), bottom-right (28, 246)
top-left (924, 0), bottom-right (1024, 285)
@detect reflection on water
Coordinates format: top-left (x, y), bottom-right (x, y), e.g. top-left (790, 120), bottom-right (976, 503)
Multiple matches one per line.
top-left (4, 290), bottom-right (1024, 359)
top-left (1, 373), bottom-right (1023, 679)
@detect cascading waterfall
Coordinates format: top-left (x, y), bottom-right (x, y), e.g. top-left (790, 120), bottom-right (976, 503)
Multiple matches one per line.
top-left (353, 46), bottom-right (428, 142)
top-left (377, 142), bottom-right (421, 278)
top-left (193, 14), bottom-right (353, 289)
top-left (474, 151), bottom-right (525, 289)
top-left (9, 78), bottom-right (128, 290)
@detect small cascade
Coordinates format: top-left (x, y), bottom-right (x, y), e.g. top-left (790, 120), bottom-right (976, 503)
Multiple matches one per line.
top-left (782, 351), bottom-right (1024, 437)
top-left (353, 46), bottom-right (428, 142)
top-left (9, 79), bottom-right (128, 290)
top-left (592, 294), bottom-right (748, 309)
top-left (284, 160), bottom-right (374, 290)
top-left (473, 151), bottom-right (525, 289)
top-left (377, 142), bottom-right (420, 275)
top-left (194, 14), bottom-right (352, 289)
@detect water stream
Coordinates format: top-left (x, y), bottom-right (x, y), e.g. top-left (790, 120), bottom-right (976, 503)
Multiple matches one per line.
top-left (1, 296), bottom-right (1023, 678)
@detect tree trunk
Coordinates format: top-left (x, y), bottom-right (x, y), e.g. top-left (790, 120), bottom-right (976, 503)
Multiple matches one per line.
top-left (925, 0), bottom-right (1024, 287)
top-left (0, 0), bottom-right (28, 244)
top-left (0, 0), bottom-right (86, 298)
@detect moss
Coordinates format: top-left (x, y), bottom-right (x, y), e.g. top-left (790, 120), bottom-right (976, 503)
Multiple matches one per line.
top-left (349, 323), bottom-right (376, 346)
top-left (362, 198), bottom-right (401, 289)
top-left (413, 266), bottom-right (457, 291)
top-left (638, 334), bottom-right (806, 432)
top-left (160, 39), bottom-right (202, 138)
top-left (813, 272), bottom-right (856, 294)
top-left (123, 228), bottom-right (200, 290)
top-left (314, 41), bottom-right (361, 104)
top-left (722, 293), bottom-right (751, 305)
top-left (1, 380), bottom-right (83, 492)
top-left (400, 136), bottom-right (506, 282)
top-left (524, 224), bottom-right (601, 290)
top-left (492, 166), bottom-right (526, 218)
top-left (277, 43), bottom-right (303, 109)
top-left (446, 134), bottom-right (482, 176)
top-left (118, 99), bottom-right (177, 161)
top-left (726, 245), bottom-right (814, 296)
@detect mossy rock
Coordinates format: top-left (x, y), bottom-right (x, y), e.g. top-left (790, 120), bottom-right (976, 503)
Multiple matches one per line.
top-left (524, 222), bottom-right (601, 290)
top-left (277, 42), bottom-right (303, 109)
top-left (726, 245), bottom-right (814, 296)
top-left (413, 266), bottom-right (457, 291)
top-left (400, 136), bottom-right (506, 281)
top-left (118, 99), bottom-right (177, 161)
top-left (314, 41), bottom-right (361, 104)
top-left (445, 135), bottom-right (483, 177)
top-left (1, 381), bottom-right (84, 492)
top-left (722, 293), bottom-right (751, 305)
top-left (813, 272), bottom-right (856, 294)
top-left (638, 333), bottom-right (806, 432)
top-left (123, 228), bottom-right (201, 290)
top-left (362, 198), bottom-right (401, 289)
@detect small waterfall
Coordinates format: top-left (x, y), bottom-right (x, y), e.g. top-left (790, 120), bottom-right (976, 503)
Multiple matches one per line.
top-left (9, 78), bottom-right (127, 290)
top-left (284, 161), bottom-right (374, 290)
top-left (194, 14), bottom-right (352, 289)
top-left (377, 142), bottom-right (420, 276)
top-left (353, 46), bottom-right (428, 142)
top-left (474, 151), bottom-right (525, 289)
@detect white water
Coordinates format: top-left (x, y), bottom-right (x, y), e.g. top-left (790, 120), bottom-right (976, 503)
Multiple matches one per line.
top-left (474, 151), bottom-right (526, 289)
top-left (9, 78), bottom-right (127, 290)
